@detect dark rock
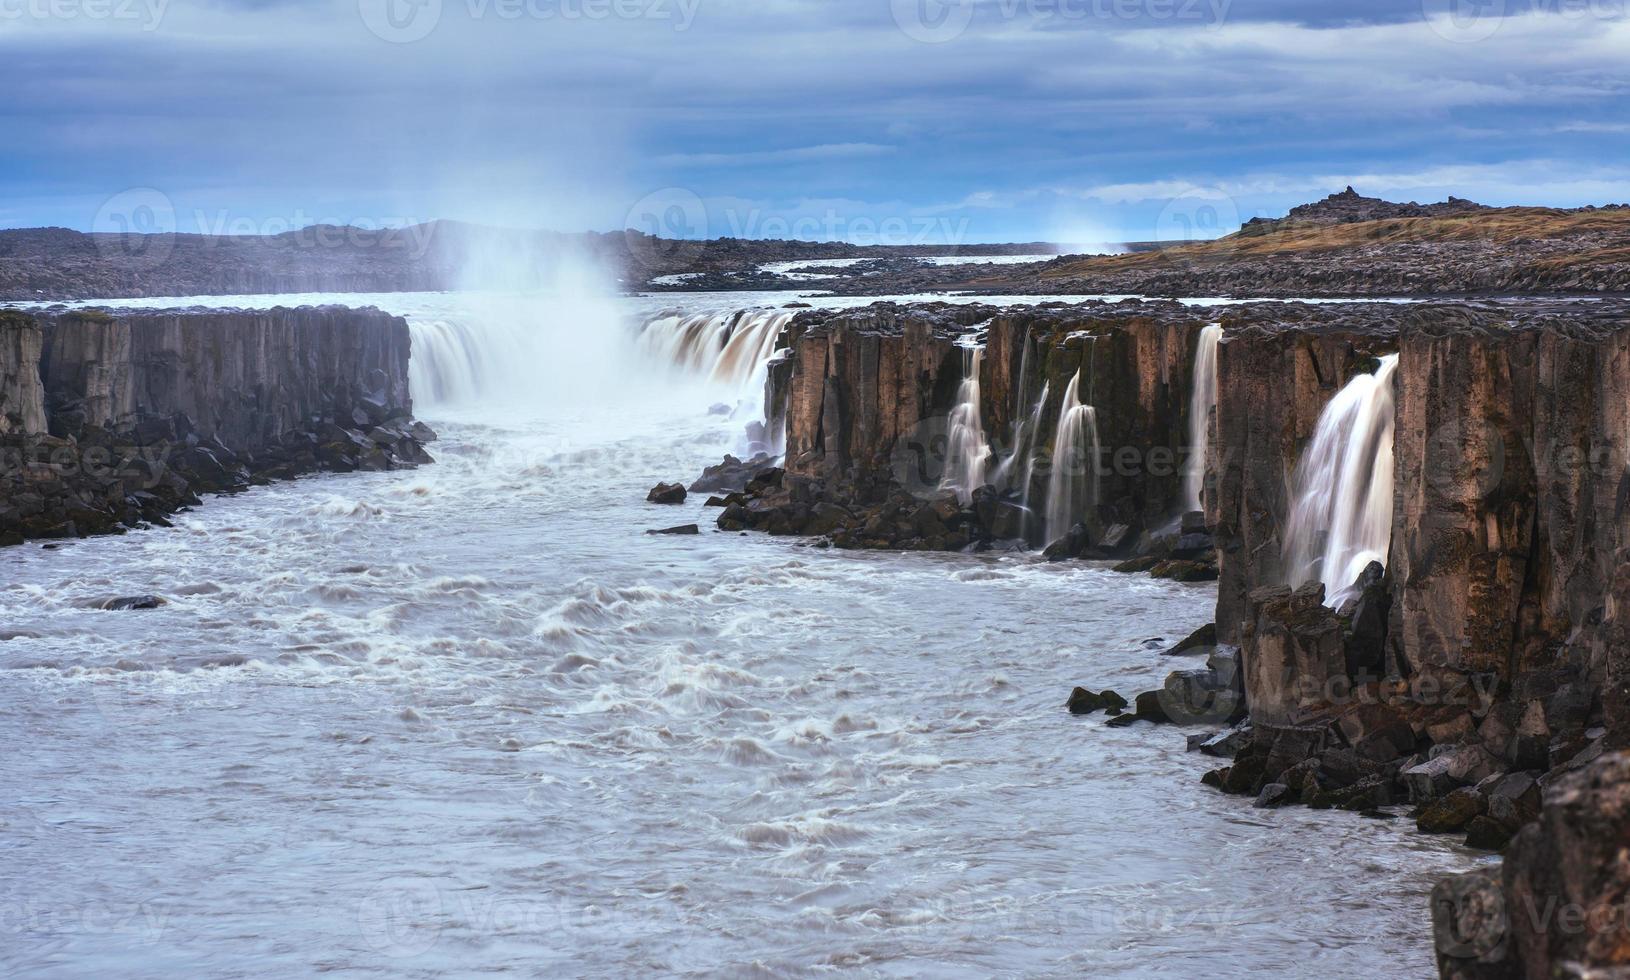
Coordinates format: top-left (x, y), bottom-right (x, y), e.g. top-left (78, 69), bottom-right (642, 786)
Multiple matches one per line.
top-left (99, 595), bottom-right (167, 611)
top-left (1067, 687), bottom-right (1128, 715)
top-left (1463, 815), bottom-right (1517, 852)
top-left (1199, 726), bottom-right (1253, 758)
top-left (1417, 788), bottom-right (1488, 834)
top-left (1042, 523), bottom-right (1091, 562)
top-left (1255, 783), bottom-right (1292, 808)
top-left (1164, 623), bottom-right (1217, 656)
top-left (647, 524), bottom-right (700, 536)
top-left (647, 482), bottom-right (688, 504)
top-left (1113, 555), bottom-right (1162, 574)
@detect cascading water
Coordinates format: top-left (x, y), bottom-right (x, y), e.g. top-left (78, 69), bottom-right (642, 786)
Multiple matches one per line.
top-left (1282, 354), bottom-right (1400, 606)
top-left (1183, 323), bottom-right (1223, 514)
top-left (406, 289), bottom-right (629, 412)
top-left (1044, 368), bottom-right (1101, 545)
top-left (635, 309), bottom-right (793, 391)
top-left (634, 308), bottom-right (795, 453)
top-left (941, 347), bottom-right (992, 504)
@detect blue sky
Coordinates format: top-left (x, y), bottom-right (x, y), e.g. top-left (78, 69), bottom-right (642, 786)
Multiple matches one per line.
top-left (2, 0), bottom-right (1628, 244)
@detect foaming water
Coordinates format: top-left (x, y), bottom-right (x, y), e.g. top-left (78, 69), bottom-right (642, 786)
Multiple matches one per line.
top-left (1283, 354), bottom-right (1401, 605)
top-left (1045, 367), bottom-right (1101, 545)
top-left (0, 295), bottom-right (1472, 978)
top-left (942, 347), bottom-right (991, 505)
top-left (1184, 323), bottom-right (1222, 514)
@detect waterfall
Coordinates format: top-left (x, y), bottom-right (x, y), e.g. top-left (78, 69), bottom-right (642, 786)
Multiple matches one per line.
top-left (1183, 323), bottom-right (1223, 514)
top-left (634, 308), bottom-right (796, 454)
top-left (941, 347), bottom-right (992, 504)
top-left (406, 290), bottom-right (628, 411)
top-left (1282, 354), bottom-right (1400, 606)
top-left (635, 309), bottom-right (793, 392)
top-left (1044, 368), bottom-right (1101, 545)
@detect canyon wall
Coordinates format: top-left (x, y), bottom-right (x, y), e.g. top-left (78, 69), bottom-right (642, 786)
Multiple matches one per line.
top-left (37, 306), bottom-right (413, 450)
top-left (0, 311), bottom-right (47, 436)
top-left (735, 301), bottom-right (1210, 553)
top-left (0, 304), bottom-right (431, 545)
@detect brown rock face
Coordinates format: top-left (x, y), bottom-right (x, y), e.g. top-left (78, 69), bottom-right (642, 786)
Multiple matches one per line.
top-left (779, 300), bottom-right (1210, 543)
top-left (0, 311), bottom-right (47, 436)
top-left (1434, 751), bottom-right (1630, 978)
top-left (1390, 309), bottom-right (1630, 720)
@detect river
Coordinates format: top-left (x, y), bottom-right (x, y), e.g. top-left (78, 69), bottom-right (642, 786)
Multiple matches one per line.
top-left (0, 289), bottom-right (1479, 977)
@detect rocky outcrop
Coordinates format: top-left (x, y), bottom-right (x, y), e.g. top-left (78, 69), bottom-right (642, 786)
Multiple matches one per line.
top-left (0, 305), bottom-right (433, 546)
top-left (1433, 750), bottom-right (1630, 978)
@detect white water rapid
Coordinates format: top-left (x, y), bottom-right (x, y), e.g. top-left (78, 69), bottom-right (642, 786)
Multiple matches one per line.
top-left (1044, 368), bottom-right (1101, 545)
top-left (941, 347), bottom-right (992, 504)
top-left (0, 293), bottom-right (1472, 978)
top-left (1282, 354), bottom-right (1401, 606)
top-left (1183, 323), bottom-right (1222, 514)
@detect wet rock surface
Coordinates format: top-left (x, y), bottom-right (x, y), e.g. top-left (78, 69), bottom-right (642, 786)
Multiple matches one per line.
top-left (0, 306), bottom-right (435, 547)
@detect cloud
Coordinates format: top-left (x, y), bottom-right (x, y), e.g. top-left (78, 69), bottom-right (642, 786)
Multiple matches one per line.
top-left (1, 0), bottom-right (1628, 239)
top-left (653, 143), bottom-right (896, 167)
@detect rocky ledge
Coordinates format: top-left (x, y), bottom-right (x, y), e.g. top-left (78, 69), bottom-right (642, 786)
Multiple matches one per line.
top-left (0, 305), bottom-right (435, 545)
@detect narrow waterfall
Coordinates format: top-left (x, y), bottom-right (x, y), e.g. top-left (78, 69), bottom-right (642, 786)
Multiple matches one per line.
top-left (941, 347), bottom-right (992, 504)
top-left (1183, 323), bottom-right (1223, 513)
top-left (1282, 354), bottom-right (1400, 606)
top-left (1044, 368), bottom-right (1101, 545)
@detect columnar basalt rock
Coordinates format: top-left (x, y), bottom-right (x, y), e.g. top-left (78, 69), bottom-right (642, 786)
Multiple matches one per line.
top-left (0, 310), bottom-right (47, 436)
top-left (0, 304), bottom-right (433, 546)
top-left (726, 301), bottom-right (1212, 553)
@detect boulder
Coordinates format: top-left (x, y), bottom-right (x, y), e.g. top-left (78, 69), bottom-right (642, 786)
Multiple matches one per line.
top-left (99, 595), bottom-right (167, 611)
top-left (647, 524), bottom-right (700, 536)
top-left (647, 482), bottom-right (688, 504)
top-left (1418, 787), bottom-right (1488, 834)
top-left (1164, 623), bottom-right (1217, 656)
top-left (1067, 688), bottom-right (1128, 716)
top-left (1042, 523), bottom-right (1091, 562)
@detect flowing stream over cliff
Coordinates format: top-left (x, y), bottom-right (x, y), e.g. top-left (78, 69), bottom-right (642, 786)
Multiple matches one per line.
top-left (1184, 324), bottom-right (1223, 514)
top-left (942, 346), bottom-right (991, 504)
top-left (1045, 367), bottom-right (1102, 545)
top-left (0, 292), bottom-right (1472, 978)
top-left (1283, 354), bottom-right (1402, 604)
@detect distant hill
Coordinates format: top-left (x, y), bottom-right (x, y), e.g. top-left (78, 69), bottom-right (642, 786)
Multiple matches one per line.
top-left (1028, 196), bottom-right (1630, 297)
top-left (0, 219), bottom-right (1059, 301)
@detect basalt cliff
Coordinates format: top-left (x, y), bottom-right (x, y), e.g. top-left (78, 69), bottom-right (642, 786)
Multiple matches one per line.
top-left (0, 305), bottom-right (434, 545)
top-left (686, 296), bottom-right (1630, 978)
